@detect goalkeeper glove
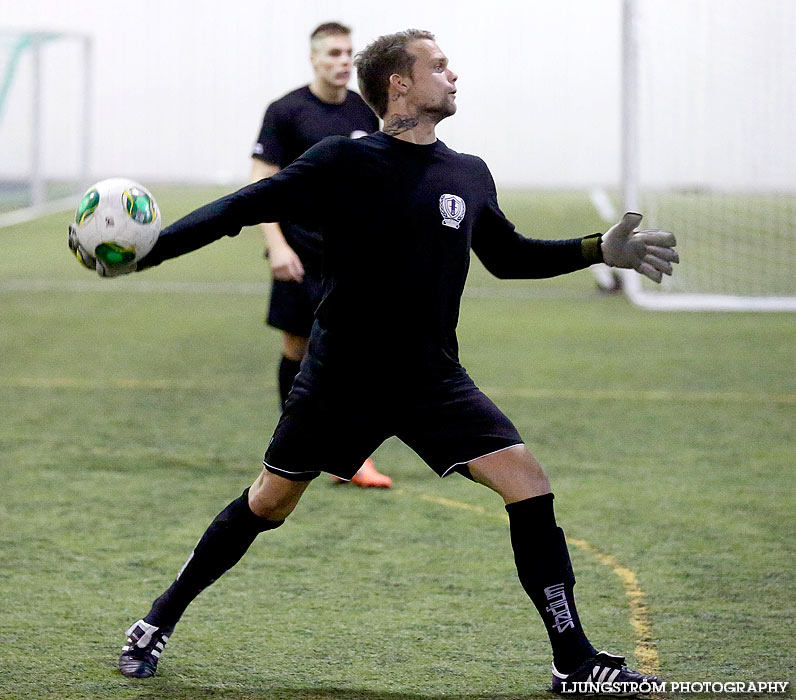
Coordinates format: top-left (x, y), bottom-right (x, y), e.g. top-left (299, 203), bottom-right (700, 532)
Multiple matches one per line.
top-left (68, 224), bottom-right (137, 278)
top-left (601, 212), bottom-right (679, 283)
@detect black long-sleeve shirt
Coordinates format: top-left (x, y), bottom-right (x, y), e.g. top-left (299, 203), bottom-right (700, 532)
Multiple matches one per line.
top-left (251, 85), bottom-right (379, 268)
top-left (142, 132), bottom-right (602, 381)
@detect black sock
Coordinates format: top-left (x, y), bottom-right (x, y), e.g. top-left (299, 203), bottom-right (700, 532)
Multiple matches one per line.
top-left (145, 489), bottom-right (283, 628)
top-left (278, 356), bottom-right (302, 409)
top-left (505, 493), bottom-right (597, 673)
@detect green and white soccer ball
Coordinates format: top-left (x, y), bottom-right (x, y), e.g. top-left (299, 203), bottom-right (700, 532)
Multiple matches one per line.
top-left (73, 178), bottom-right (161, 266)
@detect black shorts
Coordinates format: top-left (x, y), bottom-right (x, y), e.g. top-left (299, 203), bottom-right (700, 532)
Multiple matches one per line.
top-left (263, 370), bottom-right (524, 481)
top-left (266, 272), bottom-right (323, 338)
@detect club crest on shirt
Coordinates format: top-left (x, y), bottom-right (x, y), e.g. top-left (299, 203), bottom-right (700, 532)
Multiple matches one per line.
top-left (439, 194), bottom-right (466, 229)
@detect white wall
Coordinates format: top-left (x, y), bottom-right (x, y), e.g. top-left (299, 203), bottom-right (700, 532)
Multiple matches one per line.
top-left (0, 0), bottom-right (622, 188)
top-left (1, 0), bottom-right (794, 191)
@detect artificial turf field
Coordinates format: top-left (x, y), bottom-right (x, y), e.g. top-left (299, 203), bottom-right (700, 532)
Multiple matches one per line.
top-left (1, 187), bottom-right (794, 699)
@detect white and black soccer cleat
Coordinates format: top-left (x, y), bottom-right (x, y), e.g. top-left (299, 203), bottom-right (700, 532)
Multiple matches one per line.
top-left (118, 619), bottom-right (174, 678)
top-left (551, 651), bottom-right (663, 696)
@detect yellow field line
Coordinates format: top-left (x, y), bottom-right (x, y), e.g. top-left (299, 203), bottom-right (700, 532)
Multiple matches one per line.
top-left (0, 376), bottom-right (278, 391)
top-left (565, 536), bottom-right (659, 674)
top-left (482, 386), bottom-right (796, 405)
top-left (399, 490), bottom-right (660, 675)
top-left (0, 376), bottom-right (209, 389)
top-left (2, 376), bottom-right (794, 405)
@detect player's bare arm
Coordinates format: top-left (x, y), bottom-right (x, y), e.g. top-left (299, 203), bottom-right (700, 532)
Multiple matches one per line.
top-left (249, 158), bottom-right (304, 282)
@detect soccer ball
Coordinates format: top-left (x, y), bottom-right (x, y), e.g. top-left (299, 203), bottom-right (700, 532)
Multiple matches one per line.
top-left (72, 178), bottom-right (161, 266)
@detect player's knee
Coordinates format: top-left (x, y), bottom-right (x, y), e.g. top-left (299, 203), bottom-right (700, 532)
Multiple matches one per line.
top-left (514, 446), bottom-right (549, 479)
top-left (248, 468), bottom-right (312, 521)
top-left (470, 444), bottom-right (546, 476)
top-left (281, 333), bottom-right (309, 361)
top-left (468, 445), bottom-right (551, 501)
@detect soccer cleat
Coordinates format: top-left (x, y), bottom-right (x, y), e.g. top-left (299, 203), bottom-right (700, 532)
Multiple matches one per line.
top-left (330, 458), bottom-right (393, 488)
top-left (351, 458), bottom-right (393, 488)
top-left (596, 274), bottom-right (624, 294)
top-left (551, 651), bottom-right (663, 696)
top-left (118, 619), bottom-right (174, 678)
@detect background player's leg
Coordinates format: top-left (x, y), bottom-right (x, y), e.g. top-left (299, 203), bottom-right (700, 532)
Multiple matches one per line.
top-left (468, 446), bottom-right (596, 673)
top-left (278, 332), bottom-right (309, 408)
top-left (276, 332), bottom-right (391, 487)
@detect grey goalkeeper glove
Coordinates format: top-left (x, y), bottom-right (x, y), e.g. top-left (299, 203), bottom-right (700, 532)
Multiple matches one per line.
top-left (68, 224), bottom-right (137, 278)
top-left (601, 212), bottom-right (679, 283)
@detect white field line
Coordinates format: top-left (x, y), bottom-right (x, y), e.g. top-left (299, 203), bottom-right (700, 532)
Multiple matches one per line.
top-left (0, 196), bottom-right (76, 228)
top-left (588, 188), bottom-right (618, 223)
top-left (0, 278), bottom-right (270, 295)
top-left (2, 376), bottom-right (793, 404)
top-left (0, 278), bottom-right (586, 299)
top-left (587, 188), bottom-right (622, 289)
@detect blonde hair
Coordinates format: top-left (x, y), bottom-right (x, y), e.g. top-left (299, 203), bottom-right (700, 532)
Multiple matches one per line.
top-left (310, 22), bottom-right (351, 52)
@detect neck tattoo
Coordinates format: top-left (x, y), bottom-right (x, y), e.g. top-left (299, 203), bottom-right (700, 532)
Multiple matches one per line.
top-left (383, 114), bottom-right (420, 135)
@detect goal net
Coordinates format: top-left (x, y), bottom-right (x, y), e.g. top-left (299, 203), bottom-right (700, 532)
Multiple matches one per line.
top-left (621, 0), bottom-right (796, 311)
top-left (0, 31), bottom-right (91, 212)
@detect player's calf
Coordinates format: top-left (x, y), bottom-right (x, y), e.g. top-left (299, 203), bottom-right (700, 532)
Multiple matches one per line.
top-left (118, 484), bottom-right (293, 677)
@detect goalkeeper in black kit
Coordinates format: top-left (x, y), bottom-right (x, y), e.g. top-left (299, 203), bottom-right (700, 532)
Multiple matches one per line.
top-left (72, 29), bottom-right (679, 695)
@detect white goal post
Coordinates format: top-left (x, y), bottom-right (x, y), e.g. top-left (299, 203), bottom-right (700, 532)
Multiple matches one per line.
top-left (620, 0), bottom-right (796, 311)
top-left (0, 30), bottom-right (92, 208)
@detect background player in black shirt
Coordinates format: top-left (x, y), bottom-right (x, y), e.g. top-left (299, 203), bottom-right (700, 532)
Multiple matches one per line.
top-left (250, 22), bottom-right (391, 488)
top-left (82, 28), bottom-right (678, 694)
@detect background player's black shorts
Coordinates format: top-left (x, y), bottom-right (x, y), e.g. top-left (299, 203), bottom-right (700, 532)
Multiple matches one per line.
top-left (263, 369), bottom-right (524, 481)
top-left (266, 271), bottom-right (323, 338)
